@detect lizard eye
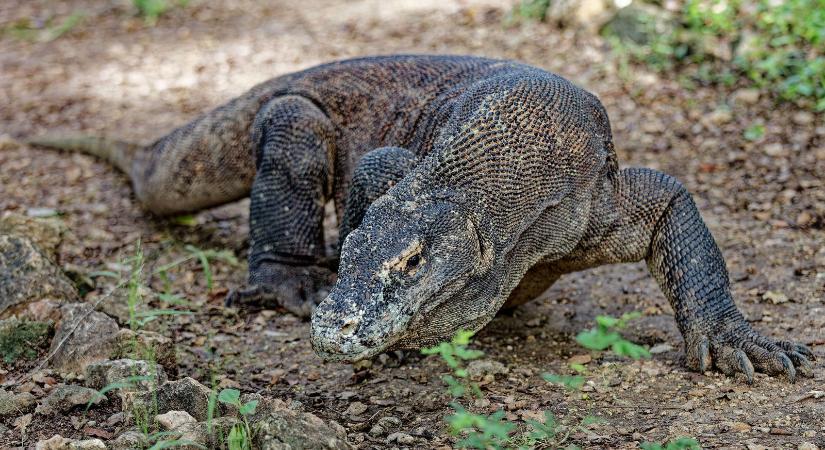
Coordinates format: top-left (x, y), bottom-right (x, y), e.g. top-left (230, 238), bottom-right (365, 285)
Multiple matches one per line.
top-left (405, 254), bottom-right (421, 271)
top-left (385, 241), bottom-right (425, 274)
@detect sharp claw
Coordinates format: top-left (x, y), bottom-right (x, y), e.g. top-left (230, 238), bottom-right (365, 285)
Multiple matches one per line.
top-left (698, 337), bottom-right (711, 373)
top-left (795, 344), bottom-right (816, 361)
top-left (778, 353), bottom-right (796, 383)
top-left (789, 351), bottom-right (814, 377)
top-left (735, 350), bottom-right (754, 385)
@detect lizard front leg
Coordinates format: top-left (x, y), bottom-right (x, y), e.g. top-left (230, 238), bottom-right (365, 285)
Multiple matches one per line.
top-left (226, 95), bottom-right (336, 318)
top-left (611, 168), bottom-right (815, 382)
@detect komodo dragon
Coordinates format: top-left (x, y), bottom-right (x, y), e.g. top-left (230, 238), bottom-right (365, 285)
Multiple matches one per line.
top-left (30, 55), bottom-right (814, 383)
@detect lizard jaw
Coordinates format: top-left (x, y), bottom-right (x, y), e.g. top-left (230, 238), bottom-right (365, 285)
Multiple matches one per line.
top-left (310, 295), bottom-right (407, 362)
top-left (310, 317), bottom-right (400, 362)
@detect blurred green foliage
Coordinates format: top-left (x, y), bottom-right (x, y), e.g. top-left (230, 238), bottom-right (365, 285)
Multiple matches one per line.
top-left (603, 0), bottom-right (825, 110)
top-left (2, 12), bottom-right (83, 42)
top-left (512, 0), bottom-right (552, 22)
top-left (134, 0), bottom-right (189, 24)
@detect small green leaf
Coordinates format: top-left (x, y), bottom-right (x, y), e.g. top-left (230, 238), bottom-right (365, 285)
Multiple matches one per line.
top-left (595, 315), bottom-right (620, 329)
top-left (239, 399), bottom-right (258, 416)
top-left (569, 362), bottom-right (587, 374)
top-left (227, 423), bottom-right (249, 450)
top-left (171, 214), bottom-right (198, 226)
top-left (576, 328), bottom-right (620, 350)
top-left (612, 340), bottom-right (651, 359)
top-left (88, 270), bottom-right (120, 279)
top-left (744, 124), bottom-right (765, 141)
top-left (580, 415), bottom-right (605, 426)
top-left (217, 388), bottom-right (240, 405)
top-left (542, 373), bottom-right (585, 390)
top-left (452, 330), bottom-right (475, 346)
top-left (454, 347), bottom-right (485, 360)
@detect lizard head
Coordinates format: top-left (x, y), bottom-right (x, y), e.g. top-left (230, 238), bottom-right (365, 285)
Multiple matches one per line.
top-left (310, 193), bottom-right (494, 362)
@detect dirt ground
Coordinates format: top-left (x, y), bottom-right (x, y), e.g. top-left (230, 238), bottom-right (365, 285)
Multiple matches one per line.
top-left (1, 0), bottom-right (824, 448)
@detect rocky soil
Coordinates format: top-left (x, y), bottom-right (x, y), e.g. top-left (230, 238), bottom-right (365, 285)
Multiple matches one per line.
top-left (0, 0), bottom-right (823, 448)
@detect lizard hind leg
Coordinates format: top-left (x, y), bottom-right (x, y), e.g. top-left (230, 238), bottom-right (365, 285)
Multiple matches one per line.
top-left (338, 146), bottom-right (418, 252)
top-left (612, 168), bottom-right (815, 383)
top-left (227, 95), bottom-right (338, 318)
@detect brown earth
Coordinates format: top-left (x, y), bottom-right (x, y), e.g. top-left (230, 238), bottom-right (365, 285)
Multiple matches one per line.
top-left (1, 0), bottom-right (823, 448)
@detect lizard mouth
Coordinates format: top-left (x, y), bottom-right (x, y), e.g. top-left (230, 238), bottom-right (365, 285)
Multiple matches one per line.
top-left (310, 321), bottom-right (402, 362)
top-left (310, 298), bottom-right (408, 362)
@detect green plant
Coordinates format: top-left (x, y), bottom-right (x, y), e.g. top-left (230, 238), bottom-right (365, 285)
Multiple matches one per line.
top-left (154, 244), bottom-right (238, 292)
top-left (217, 388), bottom-right (258, 450)
top-left (87, 241), bottom-right (211, 449)
top-left (0, 319), bottom-right (51, 363)
top-left (421, 330), bottom-right (485, 398)
top-left (603, 0), bottom-right (825, 110)
top-left (576, 312), bottom-right (651, 358)
top-left (514, 0), bottom-right (552, 21)
top-left (543, 313), bottom-right (650, 393)
top-left (447, 405), bottom-right (516, 450)
top-left (641, 437), bottom-right (701, 450)
top-left (541, 363), bottom-right (586, 391)
top-left (2, 12), bottom-right (83, 42)
top-left (424, 331), bottom-right (591, 449)
top-left (132, 0), bottom-right (189, 24)
top-left (744, 123), bottom-right (765, 141)
top-left (425, 323), bottom-right (695, 449)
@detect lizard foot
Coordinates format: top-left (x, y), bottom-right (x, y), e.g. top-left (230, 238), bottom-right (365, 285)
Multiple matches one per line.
top-left (685, 324), bottom-right (815, 384)
top-left (225, 262), bottom-right (336, 319)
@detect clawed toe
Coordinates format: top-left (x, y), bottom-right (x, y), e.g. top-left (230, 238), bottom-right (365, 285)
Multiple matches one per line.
top-left (713, 346), bottom-right (755, 384)
top-left (225, 284), bottom-right (279, 309)
top-left (686, 329), bottom-right (815, 384)
top-left (778, 341), bottom-right (816, 362)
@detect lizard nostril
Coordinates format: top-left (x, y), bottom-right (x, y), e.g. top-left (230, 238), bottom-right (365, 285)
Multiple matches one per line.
top-left (340, 318), bottom-right (360, 337)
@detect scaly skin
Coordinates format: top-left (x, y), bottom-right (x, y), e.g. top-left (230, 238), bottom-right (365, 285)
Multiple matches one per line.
top-left (29, 55), bottom-right (814, 383)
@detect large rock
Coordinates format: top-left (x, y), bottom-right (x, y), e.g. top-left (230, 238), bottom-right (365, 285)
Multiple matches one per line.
top-left (85, 358), bottom-right (167, 392)
top-left (49, 303), bottom-right (119, 374)
top-left (250, 394), bottom-right (350, 449)
top-left (170, 416), bottom-right (237, 449)
top-left (109, 430), bottom-right (148, 450)
top-left (0, 389), bottom-right (36, 417)
top-left (35, 384), bottom-right (105, 415)
top-left (156, 410), bottom-right (197, 430)
top-left (0, 213), bottom-right (65, 258)
top-left (0, 235), bottom-right (77, 319)
top-left (113, 328), bottom-right (177, 375)
top-left (147, 377), bottom-right (218, 422)
top-left (34, 435), bottom-right (106, 450)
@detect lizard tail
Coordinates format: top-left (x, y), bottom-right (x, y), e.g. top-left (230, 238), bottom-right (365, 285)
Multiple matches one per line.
top-left (25, 135), bottom-right (143, 175)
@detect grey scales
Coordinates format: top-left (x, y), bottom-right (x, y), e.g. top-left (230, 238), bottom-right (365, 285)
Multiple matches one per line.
top-left (29, 55), bottom-right (814, 383)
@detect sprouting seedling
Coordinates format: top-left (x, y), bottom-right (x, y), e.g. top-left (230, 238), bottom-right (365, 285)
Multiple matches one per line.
top-left (147, 437), bottom-right (206, 450)
top-left (422, 330), bottom-right (485, 398)
top-left (448, 404), bottom-right (516, 450)
top-left (575, 312), bottom-right (651, 359)
top-left (217, 388), bottom-right (258, 450)
top-left (543, 312), bottom-right (649, 392)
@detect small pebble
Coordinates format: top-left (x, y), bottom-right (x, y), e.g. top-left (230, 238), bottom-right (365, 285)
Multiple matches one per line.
top-left (345, 401), bottom-right (368, 417)
top-left (386, 432), bottom-right (415, 445)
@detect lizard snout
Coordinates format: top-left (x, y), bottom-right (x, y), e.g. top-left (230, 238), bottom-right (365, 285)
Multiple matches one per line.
top-left (310, 294), bottom-right (374, 361)
top-left (339, 317), bottom-right (361, 337)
